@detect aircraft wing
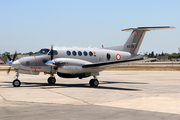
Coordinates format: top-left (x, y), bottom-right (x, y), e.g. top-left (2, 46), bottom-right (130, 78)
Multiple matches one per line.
top-left (82, 58), bottom-right (143, 68)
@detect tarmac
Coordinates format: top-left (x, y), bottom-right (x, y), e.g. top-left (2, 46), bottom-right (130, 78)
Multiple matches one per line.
top-left (1, 71), bottom-right (180, 120)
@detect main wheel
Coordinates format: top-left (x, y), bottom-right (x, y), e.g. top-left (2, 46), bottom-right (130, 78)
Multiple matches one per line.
top-left (13, 79), bottom-right (21, 87)
top-left (89, 79), bottom-right (99, 87)
top-left (48, 77), bottom-right (56, 84)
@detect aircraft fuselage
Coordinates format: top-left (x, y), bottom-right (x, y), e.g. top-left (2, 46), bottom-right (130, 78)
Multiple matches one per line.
top-left (13, 47), bottom-right (132, 74)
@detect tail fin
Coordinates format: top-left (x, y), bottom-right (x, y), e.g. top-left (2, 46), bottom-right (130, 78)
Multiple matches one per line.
top-left (121, 26), bottom-right (175, 54)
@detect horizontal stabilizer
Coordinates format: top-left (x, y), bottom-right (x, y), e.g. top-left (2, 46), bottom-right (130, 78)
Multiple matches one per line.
top-left (122, 26), bottom-right (176, 32)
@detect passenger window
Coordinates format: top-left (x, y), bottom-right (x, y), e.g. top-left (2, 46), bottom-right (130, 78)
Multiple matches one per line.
top-left (67, 51), bottom-right (71, 56)
top-left (83, 51), bottom-right (88, 56)
top-left (72, 51), bottom-right (77, 56)
top-left (89, 51), bottom-right (93, 56)
top-left (107, 53), bottom-right (111, 60)
top-left (78, 51), bottom-right (82, 56)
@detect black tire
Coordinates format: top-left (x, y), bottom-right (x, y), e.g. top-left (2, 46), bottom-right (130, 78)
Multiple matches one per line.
top-left (48, 77), bottom-right (56, 84)
top-left (13, 79), bottom-right (21, 87)
top-left (89, 79), bottom-right (99, 87)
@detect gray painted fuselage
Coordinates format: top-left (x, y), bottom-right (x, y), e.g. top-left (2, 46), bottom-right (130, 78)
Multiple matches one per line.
top-left (15, 47), bottom-right (131, 74)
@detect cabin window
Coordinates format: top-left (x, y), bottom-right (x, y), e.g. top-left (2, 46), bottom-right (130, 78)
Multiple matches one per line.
top-left (66, 51), bottom-right (71, 56)
top-left (89, 51), bottom-right (93, 56)
top-left (83, 51), bottom-right (88, 56)
top-left (107, 53), bottom-right (111, 60)
top-left (72, 51), bottom-right (77, 56)
top-left (78, 51), bottom-right (82, 56)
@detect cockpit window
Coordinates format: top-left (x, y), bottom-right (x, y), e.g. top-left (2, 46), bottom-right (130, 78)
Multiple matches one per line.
top-left (37, 49), bottom-right (50, 55)
top-left (48, 50), bottom-right (58, 55)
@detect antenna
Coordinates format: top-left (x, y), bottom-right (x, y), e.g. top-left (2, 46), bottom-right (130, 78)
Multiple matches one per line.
top-left (88, 45), bottom-right (92, 48)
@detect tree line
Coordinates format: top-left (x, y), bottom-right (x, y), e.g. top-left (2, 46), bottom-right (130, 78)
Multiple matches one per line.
top-left (0, 52), bottom-right (37, 57)
top-left (144, 51), bottom-right (180, 59)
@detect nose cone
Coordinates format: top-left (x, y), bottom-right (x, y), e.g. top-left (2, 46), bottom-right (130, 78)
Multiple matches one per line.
top-left (12, 60), bottom-right (21, 69)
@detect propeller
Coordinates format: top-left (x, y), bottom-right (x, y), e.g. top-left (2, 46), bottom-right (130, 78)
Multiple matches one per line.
top-left (7, 54), bottom-right (12, 61)
top-left (50, 45), bottom-right (55, 73)
top-left (7, 51), bottom-right (17, 74)
top-left (42, 45), bottom-right (54, 64)
top-left (50, 45), bottom-right (54, 60)
top-left (45, 45), bottom-right (65, 70)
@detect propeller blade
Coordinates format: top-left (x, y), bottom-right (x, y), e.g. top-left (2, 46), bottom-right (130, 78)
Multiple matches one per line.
top-left (7, 66), bottom-right (11, 74)
top-left (12, 51), bottom-right (17, 61)
top-left (7, 54), bottom-right (11, 61)
top-left (51, 45), bottom-right (54, 60)
top-left (7, 50), bottom-right (17, 75)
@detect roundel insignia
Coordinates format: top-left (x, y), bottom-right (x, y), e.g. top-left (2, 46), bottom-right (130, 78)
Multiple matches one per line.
top-left (116, 54), bottom-right (121, 60)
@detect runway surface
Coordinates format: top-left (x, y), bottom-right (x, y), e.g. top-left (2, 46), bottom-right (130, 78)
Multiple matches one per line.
top-left (1, 71), bottom-right (180, 120)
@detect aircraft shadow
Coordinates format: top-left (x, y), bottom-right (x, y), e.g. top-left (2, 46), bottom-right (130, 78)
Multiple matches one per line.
top-left (100, 81), bottom-right (148, 84)
top-left (2, 81), bottom-right (142, 91)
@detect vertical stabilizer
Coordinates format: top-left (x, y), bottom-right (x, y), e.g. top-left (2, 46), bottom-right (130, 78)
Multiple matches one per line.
top-left (121, 26), bottom-right (175, 54)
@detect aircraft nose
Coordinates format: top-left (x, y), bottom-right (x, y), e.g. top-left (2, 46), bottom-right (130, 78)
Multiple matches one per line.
top-left (12, 60), bottom-right (21, 69)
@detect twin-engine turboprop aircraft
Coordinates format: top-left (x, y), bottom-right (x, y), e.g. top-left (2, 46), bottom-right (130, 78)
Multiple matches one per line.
top-left (7, 26), bottom-right (175, 87)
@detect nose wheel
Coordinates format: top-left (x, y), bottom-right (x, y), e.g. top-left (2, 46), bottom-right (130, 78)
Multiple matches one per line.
top-left (47, 76), bottom-right (56, 84)
top-left (13, 79), bottom-right (21, 87)
top-left (89, 76), bottom-right (99, 87)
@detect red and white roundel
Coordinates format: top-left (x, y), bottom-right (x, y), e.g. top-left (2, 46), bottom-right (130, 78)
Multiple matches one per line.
top-left (116, 54), bottom-right (121, 60)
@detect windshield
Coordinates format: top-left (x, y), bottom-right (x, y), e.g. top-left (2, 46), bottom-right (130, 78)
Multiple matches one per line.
top-left (37, 49), bottom-right (50, 55)
top-left (31, 48), bottom-right (58, 56)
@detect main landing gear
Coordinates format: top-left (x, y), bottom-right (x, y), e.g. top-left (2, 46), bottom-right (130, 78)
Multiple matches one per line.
top-left (47, 75), bottom-right (56, 84)
top-left (89, 76), bottom-right (99, 87)
top-left (12, 69), bottom-right (21, 87)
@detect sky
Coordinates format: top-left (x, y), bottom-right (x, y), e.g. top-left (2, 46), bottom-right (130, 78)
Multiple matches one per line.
top-left (0, 0), bottom-right (180, 55)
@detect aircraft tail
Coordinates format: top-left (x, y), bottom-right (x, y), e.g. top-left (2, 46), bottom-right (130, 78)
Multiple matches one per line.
top-left (105, 26), bottom-right (175, 54)
top-left (121, 26), bottom-right (175, 54)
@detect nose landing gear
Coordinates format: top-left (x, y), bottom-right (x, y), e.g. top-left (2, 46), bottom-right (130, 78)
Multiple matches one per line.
top-left (12, 69), bottom-right (21, 87)
top-left (13, 79), bottom-right (21, 87)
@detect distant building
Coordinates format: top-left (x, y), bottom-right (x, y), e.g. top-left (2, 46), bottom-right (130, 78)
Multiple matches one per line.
top-left (0, 55), bottom-right (28, 63)
top-left (171, 58), bottom-right (180, 61)
top-left (156, 56), bottom-right (168, 61)
top-left (0, 55), bottom-right (7, 62)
